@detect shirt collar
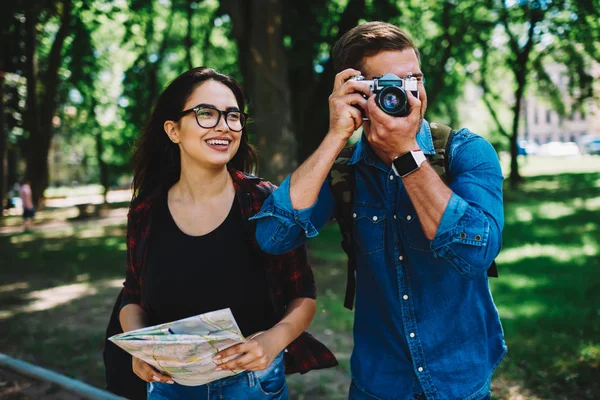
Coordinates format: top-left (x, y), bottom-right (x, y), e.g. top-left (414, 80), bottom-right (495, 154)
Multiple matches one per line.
top-left (349, 119), bottom-right (436, 167)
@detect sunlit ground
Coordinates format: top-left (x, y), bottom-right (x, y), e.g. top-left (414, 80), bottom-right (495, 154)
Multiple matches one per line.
top-left (0, 155), bottom-right (599, 399)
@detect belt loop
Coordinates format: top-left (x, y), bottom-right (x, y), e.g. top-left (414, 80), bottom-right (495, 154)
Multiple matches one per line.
top-left (247, 371), bottom-right (256, 387)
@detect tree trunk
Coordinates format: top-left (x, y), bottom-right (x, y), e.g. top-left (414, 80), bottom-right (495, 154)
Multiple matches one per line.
top-left (509, 72), bottom-right (526, 185)
top-left (92, 97), bottom-right (109, 204)
top-left (96, 131), bottom-right (109, 204)
top-left (425, 1), bottom-right (454, 110)
top-left (0, 70), bottom-right (7, 217)
top-left (290, 0), bottom-right (365, 162)
top-left (24, 0), bottom-right (72, 207)
top-left (225, 0), bottom-right (296, 183)
top-left (23, 6), bottom-right (43, 206)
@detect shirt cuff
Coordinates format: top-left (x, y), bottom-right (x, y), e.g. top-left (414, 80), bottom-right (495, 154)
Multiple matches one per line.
top-left (431, 193), bottom-right (489, 251)
top-left (249, 176), bottom-right (320, 238)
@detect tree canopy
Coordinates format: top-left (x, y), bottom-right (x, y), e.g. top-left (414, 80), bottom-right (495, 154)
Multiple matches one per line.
top-left (1, 0), bottom-right (599, 210)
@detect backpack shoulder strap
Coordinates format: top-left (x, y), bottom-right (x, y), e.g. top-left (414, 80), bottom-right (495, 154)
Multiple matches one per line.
top-left (329, 145), bottom-right (357, 310)
top-left (427, 121), bottom-right (455, 182)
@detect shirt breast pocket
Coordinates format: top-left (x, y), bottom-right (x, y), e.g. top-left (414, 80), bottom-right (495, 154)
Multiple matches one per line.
top-left (399, 207), bottom-right (432, 253)
top-left (352, 205), bottom-right (386, 255)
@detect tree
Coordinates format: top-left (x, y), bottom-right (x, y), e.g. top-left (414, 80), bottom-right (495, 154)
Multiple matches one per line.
top-left (0, 70), bottom-right (6, 216)
top-left (65, 6), bottom-right (108, 200)
top-left (22, 0), bottom-right (73, 206)
top-left (476, 0), bottom-right (600, 185)
top-left (283, 0), bottom-right (368, 163)
top-left (0, 2), bottom-right (27, 215)
top-left (221, 0), bottom-right (297, 182)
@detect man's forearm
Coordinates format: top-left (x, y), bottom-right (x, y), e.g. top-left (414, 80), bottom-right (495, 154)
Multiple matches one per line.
top-left (290, 132), bottom-right (348, 210)
top-left (402, 161), bottom-right (452, 240)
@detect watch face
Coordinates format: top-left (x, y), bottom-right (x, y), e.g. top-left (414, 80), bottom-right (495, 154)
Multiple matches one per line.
top-left (393, 152), bottom-right (419, 176)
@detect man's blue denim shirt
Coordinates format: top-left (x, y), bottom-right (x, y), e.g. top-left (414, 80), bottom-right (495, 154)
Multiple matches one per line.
top-left (251, 121), bottom-right (507, 400)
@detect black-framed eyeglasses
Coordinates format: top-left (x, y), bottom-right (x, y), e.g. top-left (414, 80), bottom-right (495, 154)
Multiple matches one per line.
top-left (180, 104), bottom-right (248, 132)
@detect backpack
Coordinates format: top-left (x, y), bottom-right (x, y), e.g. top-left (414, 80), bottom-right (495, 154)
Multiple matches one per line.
top-left (329, 122), bottom-right (498, 310)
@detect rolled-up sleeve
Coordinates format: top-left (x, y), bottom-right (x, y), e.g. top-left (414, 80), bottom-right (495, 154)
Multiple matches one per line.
top-left (252, 176), bottom-right (336, 255)
top-left (431, 132), bottom-right (504, 278)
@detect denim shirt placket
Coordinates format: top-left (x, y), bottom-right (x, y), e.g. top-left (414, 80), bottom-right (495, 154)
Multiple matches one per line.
top-left (381, 163), bottom-right (438, 398)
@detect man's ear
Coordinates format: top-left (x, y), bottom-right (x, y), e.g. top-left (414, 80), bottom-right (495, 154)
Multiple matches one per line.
top-left (164, 120), bottom-right (179, 143)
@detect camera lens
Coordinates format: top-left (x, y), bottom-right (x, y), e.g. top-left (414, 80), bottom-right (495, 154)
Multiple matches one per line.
top-left (376, 86), bottom-right (408, 117)
top-left (383, 93), bottom-right (400, 109)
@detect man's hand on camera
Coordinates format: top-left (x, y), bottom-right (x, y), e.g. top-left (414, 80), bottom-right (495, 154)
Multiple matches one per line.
top-left (328, 68), bottom-right (369, 141)
top-left (365, 90), bottom-right (422, 164)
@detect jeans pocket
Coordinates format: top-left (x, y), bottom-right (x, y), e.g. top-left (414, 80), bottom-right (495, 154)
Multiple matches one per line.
top-left (253, 355), bottom-right (286, 396)
top-left (147, 382), bottom-right (175, 400)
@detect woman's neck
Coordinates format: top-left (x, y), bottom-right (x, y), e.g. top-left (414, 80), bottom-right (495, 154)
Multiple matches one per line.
top-left (171, 163), bottom-right (232, 205)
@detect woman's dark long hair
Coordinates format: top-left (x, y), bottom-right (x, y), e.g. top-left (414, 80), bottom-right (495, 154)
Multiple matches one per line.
top-left (131, 67), bottom-right (258, 202)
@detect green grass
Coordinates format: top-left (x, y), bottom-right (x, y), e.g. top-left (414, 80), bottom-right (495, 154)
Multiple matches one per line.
top-left (1, 158), bottom-right (599, 399)
top-left (490, 171), bottom-right (600, 399)
top-left (500, 154), bottom-right (600, 177)
top-left (0, 222), bottom-right (127, 386)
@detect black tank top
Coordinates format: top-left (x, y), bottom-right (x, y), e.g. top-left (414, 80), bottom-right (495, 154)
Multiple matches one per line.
top-left (143, 195), bottom-right (275, 337)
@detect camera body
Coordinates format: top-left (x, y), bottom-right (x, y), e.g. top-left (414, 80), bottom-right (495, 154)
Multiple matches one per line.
top-left (350, 72), bottom-right (419, 118)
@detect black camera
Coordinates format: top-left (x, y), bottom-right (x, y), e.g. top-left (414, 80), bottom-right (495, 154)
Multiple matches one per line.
top-left (349, 72), bottom-right (419, 118)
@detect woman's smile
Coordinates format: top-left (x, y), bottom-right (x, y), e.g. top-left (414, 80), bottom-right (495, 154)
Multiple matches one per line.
top-left (205, 136), bottom-right (233, 152)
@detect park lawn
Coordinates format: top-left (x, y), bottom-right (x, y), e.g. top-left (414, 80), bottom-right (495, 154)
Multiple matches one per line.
top-left (0, 157), bottom-right (599, 399)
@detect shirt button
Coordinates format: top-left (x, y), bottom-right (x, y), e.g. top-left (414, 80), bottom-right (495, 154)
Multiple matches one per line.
top-left (406, 215), bottom-right (412, 221)
top-left (393, 215), bottom-right (397, 220)
top-left (460, 232), bottom-right (467, 239)
top-left (399, 255), bottom-right (404, 261)
top-left (418, 367), bottom-right (424, 372)
top-left (389, 175), bottom-right (394, 180)
top-left (352, 213), bottom-right (357, 218)
top-left (403, 295), bottom-right (409, 300)
top-left (305, 230), bottom-right (308, 235)
top-left (372, 216), bottom-right (378, 221)
top-left (410, 333), bottom-right (415, 338)
top-left (475, 234), bottom-right (482, 241)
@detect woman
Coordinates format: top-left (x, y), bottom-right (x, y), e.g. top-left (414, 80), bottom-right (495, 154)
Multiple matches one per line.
top-left (119, 67), bottom-right (337, 399)
top-left (18, 179), bottom-right (35, 231)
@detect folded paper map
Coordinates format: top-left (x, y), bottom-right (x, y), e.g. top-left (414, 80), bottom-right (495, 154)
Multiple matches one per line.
top-left (109, 308), bottom-right (247, 386)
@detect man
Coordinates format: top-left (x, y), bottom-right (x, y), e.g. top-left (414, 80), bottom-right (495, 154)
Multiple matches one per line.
top-left (252, 22), bottom-right (506, 400)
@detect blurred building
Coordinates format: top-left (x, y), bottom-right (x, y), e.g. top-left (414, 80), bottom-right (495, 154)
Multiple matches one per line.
top-left (520, 63), bottom-right (600, 145)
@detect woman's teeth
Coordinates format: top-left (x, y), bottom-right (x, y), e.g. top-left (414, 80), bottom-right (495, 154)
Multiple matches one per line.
top-left (206, 139), bottom-right (229, 146)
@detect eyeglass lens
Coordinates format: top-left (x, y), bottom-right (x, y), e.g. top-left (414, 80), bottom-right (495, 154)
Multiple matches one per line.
top-left (194, 107), bottom-right (245, 131)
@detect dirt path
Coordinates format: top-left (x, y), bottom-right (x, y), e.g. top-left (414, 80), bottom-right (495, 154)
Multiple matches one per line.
top-left (0, 208), bottom-right (128, 236)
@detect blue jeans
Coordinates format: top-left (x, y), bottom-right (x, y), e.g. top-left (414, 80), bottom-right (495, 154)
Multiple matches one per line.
top-left (147, 352), bottom-right (287, 400)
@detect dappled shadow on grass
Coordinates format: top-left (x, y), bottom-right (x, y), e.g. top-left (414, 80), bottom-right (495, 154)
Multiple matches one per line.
top-left (0, 282), bottom-right (123, 389)
top-left (0, 224), bottom-right (126, 291)
top-left (503, 171), bottom-right (600, 204)
top-left (0, 221), bottom-right (128, 390)
top-left (1, 171), bottom-right (598, 399)
top-left (491, 255), bottom-right (600, 399)
top-left (493, 171), bottom-right (600, 399)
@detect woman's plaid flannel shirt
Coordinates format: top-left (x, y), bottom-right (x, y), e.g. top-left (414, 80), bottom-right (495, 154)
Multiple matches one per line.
top-left (120, 169), bottom-right (338, 374)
